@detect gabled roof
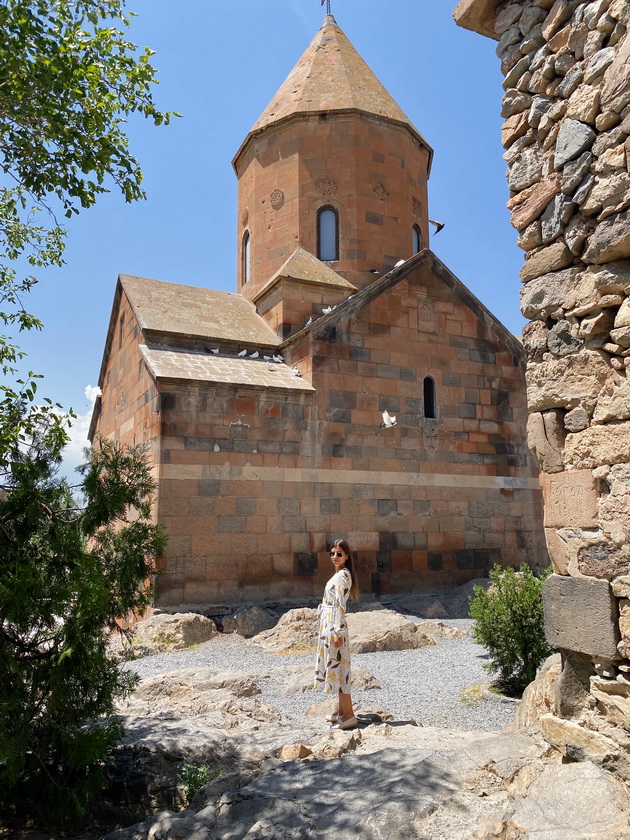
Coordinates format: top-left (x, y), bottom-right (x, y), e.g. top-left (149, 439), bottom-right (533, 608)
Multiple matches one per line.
top-left (252, 247), bottom-right (356, 303)
top-left (120, 274), bottom-right (280, 347)
top-left (95, 274), bottom-right (282, 392)
top-left (281, 249), bottom-right (524, 359)
top-left (234, 15), bottom-right (432, 168)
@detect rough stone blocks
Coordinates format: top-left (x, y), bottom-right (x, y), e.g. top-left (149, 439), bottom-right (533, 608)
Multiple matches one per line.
top-left (540, 470), bottom-right (598, 528)
top-left (543, 574), bottom-right (619, 658)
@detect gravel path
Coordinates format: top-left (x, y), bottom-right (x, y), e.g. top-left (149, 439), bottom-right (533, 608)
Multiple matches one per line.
top-left (126, 619), bottom-right (518, 732)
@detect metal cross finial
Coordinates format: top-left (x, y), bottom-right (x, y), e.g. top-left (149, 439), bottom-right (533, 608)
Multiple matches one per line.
top-left (321, 0), bottom-right (331, 15)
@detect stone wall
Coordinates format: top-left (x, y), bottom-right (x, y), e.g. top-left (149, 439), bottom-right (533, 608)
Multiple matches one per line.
top-left (455, 0), bottom-right (630, 780)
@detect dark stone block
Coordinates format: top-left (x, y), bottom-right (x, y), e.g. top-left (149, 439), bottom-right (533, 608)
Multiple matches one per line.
top-left (373, 151), bottom-right (385, 163)
top-left (492, 390), bottom-right (511, 407)
top-left (543, 574), bottom-right (619, 657)
top-left (281, 441), bottom-right (301, 455)
top-left (257, 440), bottom-right (282, 454)
top-left (229, 424), bottom-right (249, 440)
top-left (278, 498), bottom-right (300, 515)
top-left (320, 498), bottom-right (340, 515)
top-left (159, 393), bottom-right (176, 411)
top-left (326, 407), bottom-right (351, 423)
top-left (330, 390), bottom-right (357, 409)
top-left (294, 552), bottom-right (318, 577)
top-left (378, 499), bottom-right (398, 515)
top-left (414, 533), bottom-right (428, 550)
top-left (198, 479), bottom-right (221, 497)
top-left (458, 403), bottom-right (477, 419)
top-left (516, 531), bottom-right (528, 549)
top-left (377, 551), bottom-right (392, 572)
top-left (442, 372), bottom-right (461, 386)
top-left (396, 532), bottom-right (415, 551)
top-left (399, 367), bottom-right (417, 381)
top-left (428, 552), bottom-right (443, 571)
top-left (282, 515), bottom-right (307, 533)
top-left (375, 364), bottom-right (398, 380)
top-left (473, 549), bottom-right (490, 570)
top-left (218, 515), bottom-right (246, 534)
top-left (414, 500), bottom-right (430, 515)
top-left (470, 350), bottom-right (496, 364)
top-left (236, 498), bottom-right (256, 515)
top-left (283, 403), bottom-right (306, 419)
top-left (405, 398), bottom-right (423, 414)
top-left (349, 346), bottom-right (371, 362)
top-left (379, 532), bottom-right (397, 551)
top-left (366, 211), bottom-right (384, 225)
top-left (379, 395), bottom-right (400, 413)
top-left (456, 549), bottom-right (476, 569)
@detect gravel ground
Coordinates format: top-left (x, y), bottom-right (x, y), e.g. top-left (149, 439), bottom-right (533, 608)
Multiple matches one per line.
top-left (126, 618), bottom-right (519, 732)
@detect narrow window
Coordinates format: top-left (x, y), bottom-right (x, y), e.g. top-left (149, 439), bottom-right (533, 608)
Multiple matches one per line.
top-left (412, 225), bottom-right (422, 255)
top-left (317, 207), bottom-right (339, 261)
top-left (242, 230), bottom-right (251, 285)
top-left (423, 376), bottom-right (437, 419)
top-left (118, 312), bottom-right (125, 350)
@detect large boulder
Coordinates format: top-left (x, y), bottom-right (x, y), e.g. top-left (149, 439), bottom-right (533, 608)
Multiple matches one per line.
top-left (250, 607), bottom-right (318, 653)
top-left (131, 613), bottom-right (217, 650)
top-left (346, 610), bottom-right (435, 653)
top-left (223, 605), bottom-right (277, 637)
top-left (513, 653), bottom-right (562, 727)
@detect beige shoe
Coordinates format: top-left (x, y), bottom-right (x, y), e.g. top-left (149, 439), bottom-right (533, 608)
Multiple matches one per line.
top-left (331, 715), bottom-right (358, 730)
top-left (326, 713), bottom-right (339, 723)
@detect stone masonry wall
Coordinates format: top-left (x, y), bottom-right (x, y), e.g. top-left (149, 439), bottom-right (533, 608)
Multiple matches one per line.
top-left (155, 258), bottom-right (546, 607)
top-left (467, 0), bottom-right (630, 780)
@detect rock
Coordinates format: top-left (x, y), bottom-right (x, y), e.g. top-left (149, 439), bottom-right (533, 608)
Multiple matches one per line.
top-left (561, 150), bottom-right (593, 194)
top-left (520, 266), bottom-right (579, 318)
top-left (577, 307), bottom-right (615, 338)
top-left (513, 653), bottom-right (561, 727)
top-left (502, 110), bottom-right (530, 147)
top-left (520, 240), bottom-right (573, 282)
top-left (227, 605), bottom-right (277, 638)
top-left (526, 350), bottom-right (610, 412)
top-left (578, 543), bottom-right (630, 579)
top-left (414, 620), bottom-right (467, 640)
top-left (564, 214), bottom-right (590, 254)
top-left (547, 319), bottom-right (582, 355)
top-left (441, 578), bottom-right (491, 618)
top-left (583, 46), bottom-right (617, 83)
top-left (347, 610), bottom-right (435, 653)
top-left (501, 88), bottom-right (534, 118)
top-left (580, 260), bottom-right (630, 293)
top-left (387, 593), bottom-right (449, 618)
top-left (517, 220), bottom-right (543, 250)
top-left (573, 173), bottom-right (595, 205)
top-left (564, 420), bottom-right (630, 468)
top-left (610, 324), bottom-right (630, 346)
top-left (565, 84), bottom-right (601, 125)
top-left (584, 209), bottom-right (630, 263)
top-left (614, 296), bottom-right (630, 328)
top-left (527, 410), bottom-right (565, 472)
top-left (582, 173), bottom-right (630, 215)
top-left (522, 319), bottom-right (549, 359)
top-left (508, 146), bottom-right (543, 190)
top-left (528, 95), bottom-right (553, 128)
top-left (511, 177), bottom-right (561, 230)
top-left (593, 378), bottom-right (630, 423)
top-left (612, 575), bottom-right (630, 598)
top-left (542, 0), bottom-right (573, 41)
top-left (543, 574), bottom-right (620, 657)
top-left (131, 613), bottom-right (218, 650)
top-left (558, 63), bottom-right (585, 98)
top-left (564, 406), bottom-right (590, 431)
top-left (250, 607), bottom-right (318, 653)
top-left (554, 118), bottom-right (596, 169)
top-left (495, 3), bottom-right (522, 35)
top-left (507, 760), bottom-right (630, 838)
top-left (282, 664), bottom-right (381, 694)
top-left (281, 743), bottom-right (312, 760)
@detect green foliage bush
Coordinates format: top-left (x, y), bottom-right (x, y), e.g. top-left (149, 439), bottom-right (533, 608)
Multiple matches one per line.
top-left (0, 439), bottom-right (165, 823)
top-left (469, 563), bottom-right (553, 696)
top-left (178, 762), bottom-right (223, 804)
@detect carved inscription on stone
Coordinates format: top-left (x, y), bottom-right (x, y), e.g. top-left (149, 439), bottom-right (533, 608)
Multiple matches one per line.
top-left (417, 297), bottom-right (436, 333)
top-left (241, 208), bottom-right (249, 226)
top-left (412, 197), bottom-right (422, 218)
top-left (373, 183), bottom-right (389, 200)
top-left (540, 470), bottom-right (598, 528)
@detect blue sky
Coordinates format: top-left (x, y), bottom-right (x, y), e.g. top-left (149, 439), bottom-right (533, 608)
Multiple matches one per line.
top-left (14, 0), bottom-right (521, 474)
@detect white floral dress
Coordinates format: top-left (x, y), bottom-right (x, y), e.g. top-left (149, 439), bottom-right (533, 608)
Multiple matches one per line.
top-left (314, 568), bottom-right (351, 694)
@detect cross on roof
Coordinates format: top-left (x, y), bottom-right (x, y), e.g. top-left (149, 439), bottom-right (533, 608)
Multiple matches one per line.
top-left (321, 0), bottom-right (331, 15)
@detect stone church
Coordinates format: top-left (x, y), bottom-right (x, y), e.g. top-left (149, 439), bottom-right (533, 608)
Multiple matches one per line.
top-left (90, 14), bottom-right (546, 607)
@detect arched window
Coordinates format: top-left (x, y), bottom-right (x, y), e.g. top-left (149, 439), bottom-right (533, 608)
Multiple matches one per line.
top-left (412, 225), bottom-right (422, 255)
top-left (317, 207), bottom-right (339, 261)
top-left (242, 231), bottom-right (251, 285)
top-left (423, 376), bottom-right (437, 419)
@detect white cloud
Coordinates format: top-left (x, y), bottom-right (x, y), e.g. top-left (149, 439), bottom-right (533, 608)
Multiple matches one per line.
top-left (58, 384), bottom-right (101, 480)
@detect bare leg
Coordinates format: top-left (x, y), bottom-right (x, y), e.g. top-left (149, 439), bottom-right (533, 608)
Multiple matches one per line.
top-left (338, 689), bottom-right (354, 720)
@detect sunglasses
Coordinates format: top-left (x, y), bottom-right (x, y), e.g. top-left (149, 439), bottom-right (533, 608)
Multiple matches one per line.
top-left (330, 551), bottom-right (345, 557)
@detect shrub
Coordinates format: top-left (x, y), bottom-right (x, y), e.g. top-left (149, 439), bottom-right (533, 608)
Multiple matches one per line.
top-left (178, 762), bottom-right (223, 803)
top-left (469, 563), bottom-right (553, 696)
top-left (0, 439), bottom-right (165, 823)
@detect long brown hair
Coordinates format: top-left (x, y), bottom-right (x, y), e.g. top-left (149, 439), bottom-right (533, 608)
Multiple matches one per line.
top-left (331, 538), bottom-right (359, 601)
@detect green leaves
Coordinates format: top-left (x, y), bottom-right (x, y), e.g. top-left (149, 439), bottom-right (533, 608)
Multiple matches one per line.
top-left (470, 563), bottom-right (553, 696)
top-left (0, 438), bottom-right (165, 821)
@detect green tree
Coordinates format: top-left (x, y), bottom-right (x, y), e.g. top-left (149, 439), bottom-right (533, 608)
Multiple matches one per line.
top-left (469, 563), bottom-right (553, 696)
top-left (0, 0), bottom-right (175, 466)
top-left (0, 438), bottom-right (166, 821)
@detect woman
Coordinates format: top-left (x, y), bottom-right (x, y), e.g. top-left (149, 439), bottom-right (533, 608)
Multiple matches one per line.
top-left (313, 538), bottom-right (360, 729)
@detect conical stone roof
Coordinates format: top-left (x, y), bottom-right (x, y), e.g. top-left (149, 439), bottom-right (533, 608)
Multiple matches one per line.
top-left (234, 15), bottom-right (431, 163)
